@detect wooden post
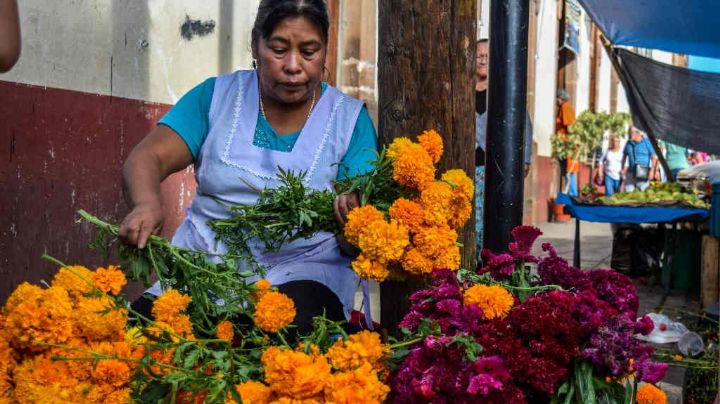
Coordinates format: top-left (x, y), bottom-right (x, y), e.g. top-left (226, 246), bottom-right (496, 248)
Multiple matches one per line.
top-left (701, 236), bottom-right (719, 309)
top-left (378, 0), bottom-right (476, 334)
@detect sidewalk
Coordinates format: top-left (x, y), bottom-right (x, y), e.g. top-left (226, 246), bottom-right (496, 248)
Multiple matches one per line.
top-left (536, 220), bottom-right (689, 404)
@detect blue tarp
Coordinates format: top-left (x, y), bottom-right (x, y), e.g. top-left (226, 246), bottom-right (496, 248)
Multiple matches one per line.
top-left (578, 0), bottom-right (720, 58)
top-left (557, 193), bottom-right (709, 224)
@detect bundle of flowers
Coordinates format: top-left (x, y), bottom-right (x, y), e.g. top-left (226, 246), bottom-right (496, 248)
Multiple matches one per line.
top-left (388, 225), bottom-right (669, 404)
top-left (0, 260), bottom-right (392, 403)
top-left (209, 130), bottom-right (474, 282)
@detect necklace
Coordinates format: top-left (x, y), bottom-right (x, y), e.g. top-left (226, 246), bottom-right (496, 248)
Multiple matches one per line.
top-left (259, 82), bottom-right (317, 122)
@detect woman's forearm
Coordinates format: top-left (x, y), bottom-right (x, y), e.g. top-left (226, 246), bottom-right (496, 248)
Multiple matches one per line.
top-left (0, 0), bottom-right (21, 72)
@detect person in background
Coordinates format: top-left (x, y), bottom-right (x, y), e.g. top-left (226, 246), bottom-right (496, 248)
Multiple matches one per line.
top-left (119, 0), bottom-right (378, 334)
top-left (474, 38), bottom-right (532, 251)
top-left (555, 88), bottom-right (577, 195)
top-left (597, 134), bottom-right (624, 196)
top-left (0, 0), bottom-right (21, 72)
top-left (621, 127), bottom-right (657, 192)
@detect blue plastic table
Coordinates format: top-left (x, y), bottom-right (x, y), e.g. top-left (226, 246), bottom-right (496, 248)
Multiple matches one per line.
top-left (556, 193), bottom-right (709, 268)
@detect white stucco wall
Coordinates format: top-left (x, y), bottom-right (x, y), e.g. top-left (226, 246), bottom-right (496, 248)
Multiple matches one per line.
top-left (532, 0), bottom-right (559, 157)
top-left (596, 49), bottom-right (612, 112)
top-left (3, 0), bottom-right (260, 104)
top-left (574, 14), bottom-right (591, 114)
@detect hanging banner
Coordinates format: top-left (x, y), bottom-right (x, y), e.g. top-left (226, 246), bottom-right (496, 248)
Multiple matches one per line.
top-left (615, 48), bottom-right (720, 154)
top-left (563, 0), bottom-right (581, 55)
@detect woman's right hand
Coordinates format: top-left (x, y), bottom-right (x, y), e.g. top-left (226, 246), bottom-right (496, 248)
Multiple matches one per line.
top-left (119, 202), bottom-right (164, 249)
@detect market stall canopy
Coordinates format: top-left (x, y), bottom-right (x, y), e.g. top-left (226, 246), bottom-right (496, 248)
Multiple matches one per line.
top-left (613, 48), bottom-right (720, 155)
top-left (578, 0), bottom-right (720, 58)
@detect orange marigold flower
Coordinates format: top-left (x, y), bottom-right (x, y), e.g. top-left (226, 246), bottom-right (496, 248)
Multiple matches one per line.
top-left (0, 330), bottom-right (16, 399)
top-left (389, 198), bottom-right (425, 233)
top-left (50, 265), bottom-right (94, 301)
top-left (233, 380), bottom-right (274, 404)
top-left (357, 219), bottom-right (410, 264)
top-left (91, 265), bottom-right (127, 296)
top-left (418, 129), bottom-right (444, 164)
top-left (12, 354), bottom-right (81, 403)
top-left (324, 363), bottom-right (390, 404)
top-left (413, 225), bottom-right (458, 259)
top-left (256, 279), bottom-right (271, 290)
top-left (151, 315), bottom-right (194, 340)
top-left (392, 146), bottom-right (436, 191)
top-left (5, 285), bottom-right (74, 348)
top-left (74, 295), bottom-right (128, 341)
top-left (352, 254), bottom-right (390, 282)
top-left (344, 205), bottom-right (385, 246)
top-left (91, 358), bottom-right (131, 388)
top-left (400, 248), bottom-right (435, 275)
top-left (261, 346), bottom-right (331, 399)
top-left (434, 246), bottom-right (461, 271)
top-left (270, 398), bottom-right (322, 404)
top-left (327, 331), bottom-right (390, 372)
top-left (386, 137), bottom-right (414, 161)
top-left (152, 289), bottom-right (192, 323)
top-left (672, 354), bottom-right (683, 361)
top-left (463, 284), bottom-right (515, 320)
top-left (441, 169), bottom-right (474, 201)
top-left (420, 181), bottom-right (455, 227)
top-left (216, 320), bottom-right (234, 341)
top-left (636, 384), bottom-right (667, 404)
top-left (255, 291), bottom-right (296, 333)
top-left (447, 195), bottom-right (473, 229)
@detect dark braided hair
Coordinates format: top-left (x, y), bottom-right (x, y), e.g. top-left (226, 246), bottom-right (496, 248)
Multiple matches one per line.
top-left (251, 0), bottom-right (330, 50)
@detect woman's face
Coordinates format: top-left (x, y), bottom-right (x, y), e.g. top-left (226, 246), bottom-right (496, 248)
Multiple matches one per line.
top-left (609, 136), bottom-right (618, 149)
top-left (255, 16), bottom-right (326, 106)
top-left (630, 127), bottom-right (643, 143)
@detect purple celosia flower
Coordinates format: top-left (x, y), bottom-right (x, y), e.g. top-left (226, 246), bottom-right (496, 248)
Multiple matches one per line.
top-left (479, 249), bottom-right (516, 279)
top-left (635, 315), bottom-right (655, 336)
top-left (536, 253), bottom-right (591, 291)
top-left (588, 269), bottom-right (639, 316)
top-left (635, 360), bottom-right (668, 384)
top-left (508, 225), bottom-right (543, 263)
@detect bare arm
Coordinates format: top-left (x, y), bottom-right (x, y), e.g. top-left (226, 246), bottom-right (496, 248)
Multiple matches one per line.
top-left (0, 0), bottom-right (20, 73)
top-left (119, 125), bottom-right (193, 248)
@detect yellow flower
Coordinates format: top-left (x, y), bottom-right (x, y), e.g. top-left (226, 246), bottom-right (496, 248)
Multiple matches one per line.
top-left (392, 146), bottom-right (436, 191)
top-left (441, 169), bottom-right (474, 201)
top-left (386, 137), bottom-right (414, 161)
top-left (5, 284), bottom-right (74, 348)
top-left (91, 265), bottom-right (127, 296)
top-left (418, 129), bottom-right (444, 164)
top-left (255, 291), bottom-right (296, 333)
top-left (636, 384), bottom-right (667, 404)
top-left (344, 205), bottom-right (385, 246)
top-left (420, 181), bottom-right (455, 226)
top-left (389, 198), bottom-right (425, 233)
top-left (447, 195), bottom-right (473, 230)
top-left (152, 289), bottom-right (192, 323)
top-left (216, 320), bottom-right (234, 341)
top-left (232, 381), bottom-right (274, 404)
top-left (324, 363), bottom-right (390, 404)
top-left (74, 295), bottom-right (128, 341)
top-left (672, 354), bottom-right (683, 361)
top-left (51, 265), bottom-right (95, 301)
top-left (327, 331), bottom-right (390, 371)
top-left (463, 284), bottom-right (515, 320)
top-left (352, 255), bottom-right (390, 282)
top-left (261, 346), bottom-right (330, 399)
top-left (412, 225), bottom-right (458, 259)
top-left (401, 248), bottom-right (434, 275)
top-left (357, 219), bottom-right (410, 264)
top-left (434, 245), bottom-right (461, 271)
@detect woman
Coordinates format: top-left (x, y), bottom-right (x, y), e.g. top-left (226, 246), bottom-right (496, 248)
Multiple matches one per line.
top-left (119, 0), bottom-right (378, 333)
top-left (598, 135), bottom-right (624, 196)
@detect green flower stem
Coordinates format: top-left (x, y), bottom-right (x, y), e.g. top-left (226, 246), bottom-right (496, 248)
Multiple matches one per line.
top-left (389, 337), bottom-right (424, 350)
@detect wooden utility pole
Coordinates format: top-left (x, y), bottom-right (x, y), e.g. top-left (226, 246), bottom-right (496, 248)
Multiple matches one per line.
top-left (378, 0), bottom-right (476, 334)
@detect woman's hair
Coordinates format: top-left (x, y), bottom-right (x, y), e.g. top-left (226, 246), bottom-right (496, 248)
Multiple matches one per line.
top-left (252, 0), bottom-right (329, 49)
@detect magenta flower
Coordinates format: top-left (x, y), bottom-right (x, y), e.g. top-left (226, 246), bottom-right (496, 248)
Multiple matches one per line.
top-left (508, 225), bottom-right (543, 263)
top-left (635, 315), bottom-right (655, 336)
top-left (635, 360), bottom-right (668, 384)
top-left (479, 249), bottom-right (516, 279)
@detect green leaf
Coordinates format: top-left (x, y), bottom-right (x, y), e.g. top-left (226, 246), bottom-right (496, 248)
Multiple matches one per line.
top-left (183, 348), bottom-right (202, 369)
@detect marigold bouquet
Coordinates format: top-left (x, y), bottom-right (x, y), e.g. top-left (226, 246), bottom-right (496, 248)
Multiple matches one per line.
top-left (387, 225), bottom-right (669, 404)
top-left (0, 260), bottom-right (392, 404)
top-left (210, 130), bottom-right (474, 282)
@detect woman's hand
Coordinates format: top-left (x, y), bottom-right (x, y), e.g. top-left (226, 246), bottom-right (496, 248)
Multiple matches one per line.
top-left (119, 202), bottom-right (164, 249)
top-left (333, 192), bottom-right (360, 226)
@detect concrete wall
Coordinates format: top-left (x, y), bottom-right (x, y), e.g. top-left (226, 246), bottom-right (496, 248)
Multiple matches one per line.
top-left (0, 0), bottom-right (261, 301)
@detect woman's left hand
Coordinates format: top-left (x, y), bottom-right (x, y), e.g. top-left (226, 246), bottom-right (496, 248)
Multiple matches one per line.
top-left (333, 192), bottom-right (360, 226)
